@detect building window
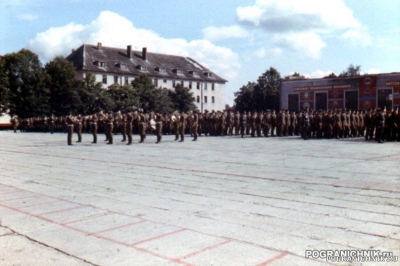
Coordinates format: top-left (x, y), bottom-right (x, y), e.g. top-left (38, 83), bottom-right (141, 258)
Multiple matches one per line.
top-left (156, 67), bottom-right (167, 73)
top-left (154, 79), bottom-right (158, 87)
top-left (212, 83), bottom-right (215, 90)
top-left (189, 82), bottom-right (192, 89)
top-left (204, 96), bottom-right (208, 103)
top-left (136, 65), bottom-right (147, 71)
top-left (114, 76), bottom-right (119, 84)
top-left (181, 81), bottom-right (184, 87)
top-left (173, 69), bottom-right (183, 75)
top-left (204, 83), bottom-right (208, 90)
top-left (95, 61), bottom-right (106, 67)
top-left (173, 80), bottom-right (176, 87)
top-left (197, 82), bottom-right (200, 89)
top-left (102, 75), bottom-right (107, 84)
top-left (118, 63), bottom-right (127, 69)
top-left (163, 79), bottom-right (167, 83)
top-left (196, 96), bottom-right (200, 103)
top-left (124, 76), bottom-right (129, 85)
top-left (212, 96), bottom-right (215, 103)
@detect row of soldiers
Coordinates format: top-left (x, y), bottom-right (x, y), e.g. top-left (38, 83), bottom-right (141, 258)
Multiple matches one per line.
top-left (63, 110), bottom-right (199, 145)
top-left (10, 107), bottom-right (400, 144)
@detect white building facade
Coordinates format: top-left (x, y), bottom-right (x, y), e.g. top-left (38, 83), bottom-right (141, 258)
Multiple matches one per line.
top-left (68, 43), bottom-right (227, 112)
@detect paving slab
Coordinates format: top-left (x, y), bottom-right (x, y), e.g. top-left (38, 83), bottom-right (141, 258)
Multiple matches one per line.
top-left (0, 131), bottom-right (399, 265)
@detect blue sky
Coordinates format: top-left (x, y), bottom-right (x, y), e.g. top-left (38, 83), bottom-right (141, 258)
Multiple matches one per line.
top-left (1, 0), bottom-right (399, 104)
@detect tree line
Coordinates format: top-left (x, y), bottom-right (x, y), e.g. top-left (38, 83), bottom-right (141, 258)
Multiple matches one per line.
top-left (0, 49), bottom-right (196, 118)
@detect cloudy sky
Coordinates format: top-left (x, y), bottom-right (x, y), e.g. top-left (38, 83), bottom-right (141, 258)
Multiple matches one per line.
top-left (1, 0), bottom-right (399, 104)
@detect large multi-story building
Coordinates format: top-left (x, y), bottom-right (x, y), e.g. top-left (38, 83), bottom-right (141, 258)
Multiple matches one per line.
top-left (66, 43), bottom-right (227, 112)
top-left (280, 73), bottom-right (400, 111)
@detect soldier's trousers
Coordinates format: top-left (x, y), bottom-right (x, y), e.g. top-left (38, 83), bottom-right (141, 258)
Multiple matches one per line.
top-left (263, 125), bottom-right (270, 137)
top-left (107, 124), bottom-right (113, 144)
top-left (91, 124), bottom-right (98, 143)
top-left (179, 124), bottom-right (185, 141)
top-left (156, 123), bottom-right (162, 143)
top-left (126, 124), bottom-right (132, 144)
top-left (191, 124), bottom-right (198, 140)
top-left (76, 125), bottom-right (82, 142)
top-left (121, 124), bottom-right (127, 141)
top-left (67, 125), bottom-right (74, 145)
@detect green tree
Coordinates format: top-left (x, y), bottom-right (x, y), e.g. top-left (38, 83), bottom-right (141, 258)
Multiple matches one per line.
top-left (3, 49), bottom-right (50, 118)
top-left (323, 72), bottom-right (338, 78)
top-left (0, 56), bottom-right (9, 115)
top-left (77, 72), bottom-right (113, 114)
top-left (154, 88), bottom-right (174, 113)
top-left (284, 72), bottom-right (305, 79)
top-left (169, 84), bottom-right (197, 112)
top-left (256, 67), bottom-right (281, 111)
top-left (45, 56), bottom-right (80, 115)
top-left (132, 74), bottom-right (161, 112)
top-left (339, 64), bottom-right (361, 77)
top-left (233, 82), bottom-right (257, 112)
top-left (105, 83), bottom-right (138, 112)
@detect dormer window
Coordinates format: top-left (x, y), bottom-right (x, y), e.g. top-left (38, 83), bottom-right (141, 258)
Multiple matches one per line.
top-left (94, 61), bottom-right (106, 67)
top-left (189, 70), bottom-right (199, 77)
top-left (155, 67), bottom-right (167, 74)
top-left (173, 69), bottom-right (183, 75)
top-left (136, 65), bottom-right (148, 71)
top-left (204, 72), bottom-right (213, 77)
top-left (116, 63), bottom-right (127, 69)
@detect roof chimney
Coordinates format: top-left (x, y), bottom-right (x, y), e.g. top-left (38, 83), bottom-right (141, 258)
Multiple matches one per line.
top-left (127, 45), bottom-right (132, 59)
top-left (72, 48), bottom-right (75, 53)
top-left (97, 42), bottom-right (102, 50)
top-left (142, 47), bottom-right (147, 61)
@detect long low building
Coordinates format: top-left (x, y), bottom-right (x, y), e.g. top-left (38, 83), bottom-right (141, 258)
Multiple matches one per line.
top-left (66, 43), bottom-right (227, 112)
top-left (280, 73), bottom-right (400, 111)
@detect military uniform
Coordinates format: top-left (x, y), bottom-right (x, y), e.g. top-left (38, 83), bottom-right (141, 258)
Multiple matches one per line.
top-left (138, 112), bottom-right (147, 143)
top-left (66, 115), bottom-right (75, 145)
top-left (154, 113), bottom-right (163, 143)
top-left (126, 112), bottom-right (133, 145)
top-left (75, 115), bottom-right (83, 142)
top-left (179, 112), bottom-right (186, 142)
top-left (191, 111), bottom-right (199, 141)
top-left (90, 114), bottom-right (98, 143)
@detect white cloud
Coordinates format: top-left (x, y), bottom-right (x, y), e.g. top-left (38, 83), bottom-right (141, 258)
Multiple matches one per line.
top-left (17, 14), bottom-right (39, 21)
top-left (273, 32), bottom-right (326, 59)
top-left (202, 25), bottom-right (249, 41)
top-left (28, 11), bottom-right (240, 81)
top-left (236, 0), bottom-right (369, 58)
top-left (237, 0), bottom-right (362, 32)
top-left (254, 47), bottom-right (283, 59)
top-left (340, 28), bottom-right (371, 46)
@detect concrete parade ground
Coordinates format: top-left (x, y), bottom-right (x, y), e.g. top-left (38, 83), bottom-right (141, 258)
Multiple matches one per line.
top-left (0, 131), bottom-right (399, 266)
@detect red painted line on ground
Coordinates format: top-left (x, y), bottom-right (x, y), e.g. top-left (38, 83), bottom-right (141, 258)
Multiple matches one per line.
top-left (91, 220), bottom-right (147, 235)
top-left (0, 202), bottom-right (55, 223)
top-left (62, 212), bottom-right (111, 225)
top-left (38, 205), bottom-right (86, 215)
top-left (177, 239), bottom-right (232, 260)
top-left (255, 251), bottom-right (288, 266)
top-left (0, 194), bottom-right (38, 203)
top-left (133, 246), bottom-right (193, 266)
top-left (130, 228), bottom-right (187, 246)
top-left (18, 199), bottom-right (62, 209)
